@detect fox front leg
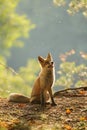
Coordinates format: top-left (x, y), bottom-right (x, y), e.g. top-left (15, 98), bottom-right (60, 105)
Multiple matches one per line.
top-left (48, 88), bottom-right (56, 106)
top-left (40, 90), bottom-right (45, 107)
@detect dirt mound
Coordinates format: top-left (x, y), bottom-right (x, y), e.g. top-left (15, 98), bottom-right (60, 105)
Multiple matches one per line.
top-left (0, 87), bottom-right (87, 130)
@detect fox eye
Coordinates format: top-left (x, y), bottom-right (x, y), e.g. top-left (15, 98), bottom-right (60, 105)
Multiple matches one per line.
top-left (51, 61), bottom-right (53, 64)
top-left (45, 61), bottom-right (49, 65)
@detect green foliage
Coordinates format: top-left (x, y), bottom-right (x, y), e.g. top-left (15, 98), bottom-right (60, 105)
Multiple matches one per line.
top-left (53, 0), bottom-right (87, 16)
top-left (0, 0), bottom-right (35, 55)
top-left (0, 58), bottom-right (39, 97)
top-left (55, 50), bottom-right (87, 89)
top-left (19, 59), bottom-right (40, 86)
top-left (0, 0), bottom-right (36, 97)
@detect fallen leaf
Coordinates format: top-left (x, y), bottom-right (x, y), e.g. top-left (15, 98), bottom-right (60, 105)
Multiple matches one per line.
top-left (66, 109), bottom-right (71, 114)
top-left (79, 90), bottom-right (86, 95)
top-left (64, 124), bottom-right (72, 130)
top-left (0, 121), bottom-right (8, 128)
top-left (80, 117), bottom-right (87, 121)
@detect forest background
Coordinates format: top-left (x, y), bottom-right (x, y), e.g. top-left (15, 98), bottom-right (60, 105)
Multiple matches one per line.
top-left (0, 0), bottom-right (87, 97)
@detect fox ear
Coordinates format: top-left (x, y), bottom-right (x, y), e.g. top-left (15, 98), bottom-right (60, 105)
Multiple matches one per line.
top-left (46, 53), bottom-right (52, 61)
top-left (38, 56), bottom-right (44, 63)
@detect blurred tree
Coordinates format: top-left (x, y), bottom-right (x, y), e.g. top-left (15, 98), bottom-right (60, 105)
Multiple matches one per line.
top-left (53, 0), bottom-right (87, 16)
top-left (0, 58), bottom-right (39, 97)
top-left (0, 0), bottom-right (35, 56)
top-left (55, 50), bottom-right (87, 89)
top-left (0, 0), bottom-right (37, 97)
top-left (19, 59), bottom-right (40, 87)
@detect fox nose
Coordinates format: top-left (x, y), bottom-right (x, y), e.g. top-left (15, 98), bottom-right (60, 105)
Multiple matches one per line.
top-left (51, 62), bottom-right (53, 64)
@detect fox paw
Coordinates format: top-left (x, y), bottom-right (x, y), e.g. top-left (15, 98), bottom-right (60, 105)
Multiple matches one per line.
top-left (51, 102), bottom-right (57, 106)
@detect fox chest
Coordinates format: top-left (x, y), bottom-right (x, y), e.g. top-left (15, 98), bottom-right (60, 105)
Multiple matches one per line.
top-left (40, 72), bottom-right (54, 88)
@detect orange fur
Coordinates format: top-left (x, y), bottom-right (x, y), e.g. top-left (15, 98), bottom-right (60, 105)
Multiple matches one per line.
top-left (30, 53), bottom-right (56, 106)
top-left (8, 93), bottom-right (30, 103)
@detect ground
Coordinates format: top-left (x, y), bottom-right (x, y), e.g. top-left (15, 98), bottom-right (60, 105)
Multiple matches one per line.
top-left (0, 87), bottom-right (87, 130)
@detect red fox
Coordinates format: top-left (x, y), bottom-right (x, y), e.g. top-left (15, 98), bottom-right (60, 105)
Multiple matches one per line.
top-left (30, 53), bottom-right (56, 106)
top-left (8, 53), bottom-right (56, 106)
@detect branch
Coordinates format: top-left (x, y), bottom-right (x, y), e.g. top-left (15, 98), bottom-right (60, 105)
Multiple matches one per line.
top-left (54, 86), bottom-right (87, 97)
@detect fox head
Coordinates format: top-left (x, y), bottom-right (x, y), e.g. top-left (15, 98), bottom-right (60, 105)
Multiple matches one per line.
top-left (38, 53), bottom-right (54, 70)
